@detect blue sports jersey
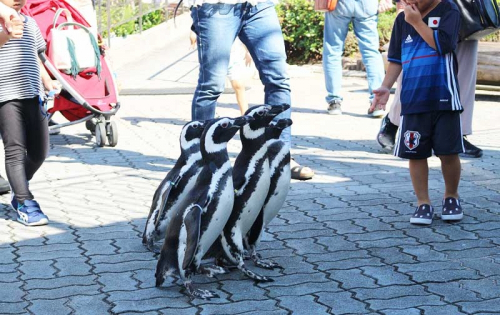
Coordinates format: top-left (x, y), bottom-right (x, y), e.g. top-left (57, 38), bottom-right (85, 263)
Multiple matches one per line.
top-left (388, 1), bottom-right (463, 115)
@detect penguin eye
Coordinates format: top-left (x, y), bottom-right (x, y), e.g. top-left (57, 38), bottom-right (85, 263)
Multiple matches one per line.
top-left (257, 110), bottom-right (265, 116)
top-left (192, 124), bottom-right (199, 129)
top-left (221, 122), bottom-right (229, 128)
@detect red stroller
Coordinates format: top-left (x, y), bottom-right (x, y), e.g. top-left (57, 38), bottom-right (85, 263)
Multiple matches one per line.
top-left (22, 0), bottom-right (120, 147)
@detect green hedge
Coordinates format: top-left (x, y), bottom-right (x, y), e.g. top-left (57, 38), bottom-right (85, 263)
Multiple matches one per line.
top-left (276, 0), bottom-right (500, 64)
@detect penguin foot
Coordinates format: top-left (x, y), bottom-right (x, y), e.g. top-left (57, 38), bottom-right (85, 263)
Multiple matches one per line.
top-left (199, 265), bottom-right (229, 278)
top-left (252, 257), bottom-right (283, 270)
top-left (242, 250), bottom-right (251, 260)
top-left (185, 283), bottom-right (219, 300)
top-left (146, 243), bottom-right (161, 254)
top-left (241, 266), bottom-right (274, 282)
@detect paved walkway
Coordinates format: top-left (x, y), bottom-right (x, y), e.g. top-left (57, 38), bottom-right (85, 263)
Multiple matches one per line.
top-left (1, 18), bottom-right (500, 315)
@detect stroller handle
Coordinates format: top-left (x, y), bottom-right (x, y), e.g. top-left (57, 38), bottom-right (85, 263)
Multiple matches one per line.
top-left (39, 51), bottom-right (120, 116)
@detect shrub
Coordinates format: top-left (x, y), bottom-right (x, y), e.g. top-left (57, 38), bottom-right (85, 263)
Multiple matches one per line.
top-left (275, 0), bottom-right (325, 64)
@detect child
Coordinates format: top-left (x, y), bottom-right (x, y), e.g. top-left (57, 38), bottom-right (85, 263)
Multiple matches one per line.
top-left (370, 0), bottom-right (464, 225)
top-left (0, 0), bottom-right (56, 226)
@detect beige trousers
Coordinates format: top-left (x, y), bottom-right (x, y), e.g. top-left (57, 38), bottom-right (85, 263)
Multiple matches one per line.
top-left (388, 40), bottom-right (478, 135)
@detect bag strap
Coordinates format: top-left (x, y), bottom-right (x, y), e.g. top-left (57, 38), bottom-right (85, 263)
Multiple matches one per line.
top-left (53, 8), bottom-right (73, 29)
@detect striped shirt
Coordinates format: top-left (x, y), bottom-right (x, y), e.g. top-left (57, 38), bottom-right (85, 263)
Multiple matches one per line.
top-left (0, 15), bottom-right (46, 104)
top-left (388, 1), bottom-right (463, 115)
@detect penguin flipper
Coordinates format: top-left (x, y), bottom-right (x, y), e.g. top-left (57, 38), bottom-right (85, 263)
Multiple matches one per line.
top-left (182, 204), bottom-right (203, 270)
top-left (154, 180), bottom-right (176, 229)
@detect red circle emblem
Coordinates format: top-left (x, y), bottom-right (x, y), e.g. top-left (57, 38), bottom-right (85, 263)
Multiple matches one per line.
top-left (433, 20), bottom-right (438, 25)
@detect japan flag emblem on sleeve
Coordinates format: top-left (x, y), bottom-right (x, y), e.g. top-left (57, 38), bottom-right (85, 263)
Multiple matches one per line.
top-left (428, 17), bottom-right (440, 28)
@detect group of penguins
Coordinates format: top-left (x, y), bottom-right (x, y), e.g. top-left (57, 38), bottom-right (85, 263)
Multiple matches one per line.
top-left (141, 104), bottom-right (292, 299)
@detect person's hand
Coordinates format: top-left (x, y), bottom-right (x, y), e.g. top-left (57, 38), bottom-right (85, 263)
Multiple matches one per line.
top-left (43, 78), bottom-right (61, 95)
top-left (370, 87), bottom-right (391, 112)
top-left (404, 3), bottom-right (422, 26)
top-left (0, 3), bottom-right (19, 34)
top-left (396, 1), bottom-right (406, 13)
top-left (244, 51), bottom-right (252, 67)
top-left (5, 15), bottom-right (23, 39)
top-left (378, 0), bottom-right (394, 13)
top-left (189, 30), bottom-right (197, 50)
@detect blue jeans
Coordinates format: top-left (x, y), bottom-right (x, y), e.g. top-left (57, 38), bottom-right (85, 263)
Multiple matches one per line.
top-left (322, 0), bottom-right (384, 104)
top-left (191, 1), bottom-right (291, 143)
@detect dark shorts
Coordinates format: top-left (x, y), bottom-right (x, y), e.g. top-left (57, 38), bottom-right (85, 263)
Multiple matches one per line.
top-left (394, 111), bottom-right (464, 159)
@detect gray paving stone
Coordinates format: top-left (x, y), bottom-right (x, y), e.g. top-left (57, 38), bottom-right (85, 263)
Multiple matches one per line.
top-left (94, 260), bottom-right (156, 274)
top-left (267, 281), bottom-right (341, 298)
top-left (360, 266), bottom-right (413, 286)
top-left (158, 309), bottom-right (199, 315)
top-left (418, 304), bottom-right (465, 315)
top-left (0, 282), bottom-right (24, 302)
top-left (28, 298), bottom-right (72, 315)
top-left (26, 284), bottom-right (101, 300)
top-left (330, 269), bottom-right (378, 289)
top-left (306, 250), bottom-right (371, 263)
top-left (410, 268), bottom-right (481, 283)
top-left (112, 296), bottom-right (192, 313)
top-left (367, 295), bottom-right (445, 310)
top-left (316, 291), bottom-right (370, 314)
top-left (458, 298), bottom-right (500, 314)
top-left (380, 309), bottom-right (420, 315)
top-left (258, 273), bottom-right (329, 288)
top-left (108, 287), bottom-right (184, 303)
top-left (445, 247), bottom-right (500, 260)
top-left (53, 257), bottom-right (92, 276)
top-left (67, 295), bottom-right (111, 315)
top-left (199, 300), bottom-right (279, 315)
top-left (24, 275), bottom-right (97, 290)
top-left (99, 272), bottom-right (139, 292)
top-left (425, 281), bottom-right (483, 303)
top-left (460, 258), bottom-right (500, 277)
top-left (460, 277), bottom-right (500, 299)
top-left (355, 285), bottom-right (428, 300)
top-left (316, 258), bottom-right (384, 271)
top-left (277, 295), bottom-right (329, 315)
top-left (0, 301), bottom-right (28, 314)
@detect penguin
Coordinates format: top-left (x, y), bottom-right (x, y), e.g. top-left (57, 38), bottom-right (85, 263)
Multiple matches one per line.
top-left (142, 120), bottom-right (206, 253)
top-left (155, 116), bottom-right (253, 300)
top-left (245, 118), bottom-right (293, 269)
top-left (207, 104), bottom-right (290, 282)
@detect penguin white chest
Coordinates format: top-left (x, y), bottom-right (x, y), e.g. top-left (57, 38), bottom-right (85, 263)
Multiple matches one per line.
top-left (264, 165), bottom-right (290, 226)
top-left (239, 161), bottom-right (270, 235)
top-left (198, 177), bottom-right (234, 253)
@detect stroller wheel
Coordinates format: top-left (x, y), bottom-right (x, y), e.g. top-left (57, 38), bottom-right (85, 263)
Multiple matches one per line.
top-left (95, 122), bottom-right (107, 147)
top-left (86, 118), bottom-right (97, 135)
top-left (107, 121), bottom-right (118, 147)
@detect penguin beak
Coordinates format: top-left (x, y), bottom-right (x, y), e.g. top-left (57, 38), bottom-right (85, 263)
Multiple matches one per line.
top-left (267, 104), bottom-right (291, 116)
top-left (276, 118), bottom-right (293, 129)
top-left (232, 115), bottom-right (254, 128)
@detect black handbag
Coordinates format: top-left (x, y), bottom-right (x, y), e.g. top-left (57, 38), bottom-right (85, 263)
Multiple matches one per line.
top-left (453, 0), bottom-right (500, 40)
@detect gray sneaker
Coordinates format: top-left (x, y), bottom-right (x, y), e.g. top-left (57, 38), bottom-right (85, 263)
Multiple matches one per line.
top-left (327, 100), bottom-right (342, 115)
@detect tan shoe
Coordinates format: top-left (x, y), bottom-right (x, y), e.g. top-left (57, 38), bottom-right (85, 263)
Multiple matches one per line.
top-left (290, 158), bottom-right (314, 180)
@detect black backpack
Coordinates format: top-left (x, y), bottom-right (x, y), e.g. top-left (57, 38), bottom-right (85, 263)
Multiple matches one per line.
top-left (454, 0), bottom-right (500, 40)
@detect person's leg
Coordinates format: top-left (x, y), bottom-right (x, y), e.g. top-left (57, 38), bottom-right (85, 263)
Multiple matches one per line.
top-left (322, 10), bottom-right (350, 108)
top-left (230, 79), bottom-right (248, 114)
top-left (456, 40), bottom-right (482, 157)
top-left (0, 100), bottom-right (33, 204)
top-left (352, 11), bottom-right (385, 116)
top-left (240, 2), bottom-right (313, 180)
top-left (239, 1), bottom-right (291, 143)
top-left (409, 159), bottom-right (431, 205)
top-left (25, 97), bottom-right (49, 183)
top-left (191, 4), bottom-right (241, 121)
top-left (439, 154), bottom-right (460, 199)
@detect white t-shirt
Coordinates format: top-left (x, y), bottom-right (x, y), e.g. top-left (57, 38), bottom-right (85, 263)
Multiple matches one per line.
top-left (0, 15), bottom-right (46, 103)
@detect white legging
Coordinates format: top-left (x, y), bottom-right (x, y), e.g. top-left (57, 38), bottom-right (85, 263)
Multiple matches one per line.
top-left (388, 40), bottom-right (478, 136)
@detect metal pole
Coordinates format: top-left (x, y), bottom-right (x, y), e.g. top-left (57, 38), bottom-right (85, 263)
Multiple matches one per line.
top-left (107, 0), bottom-right (111, 48)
